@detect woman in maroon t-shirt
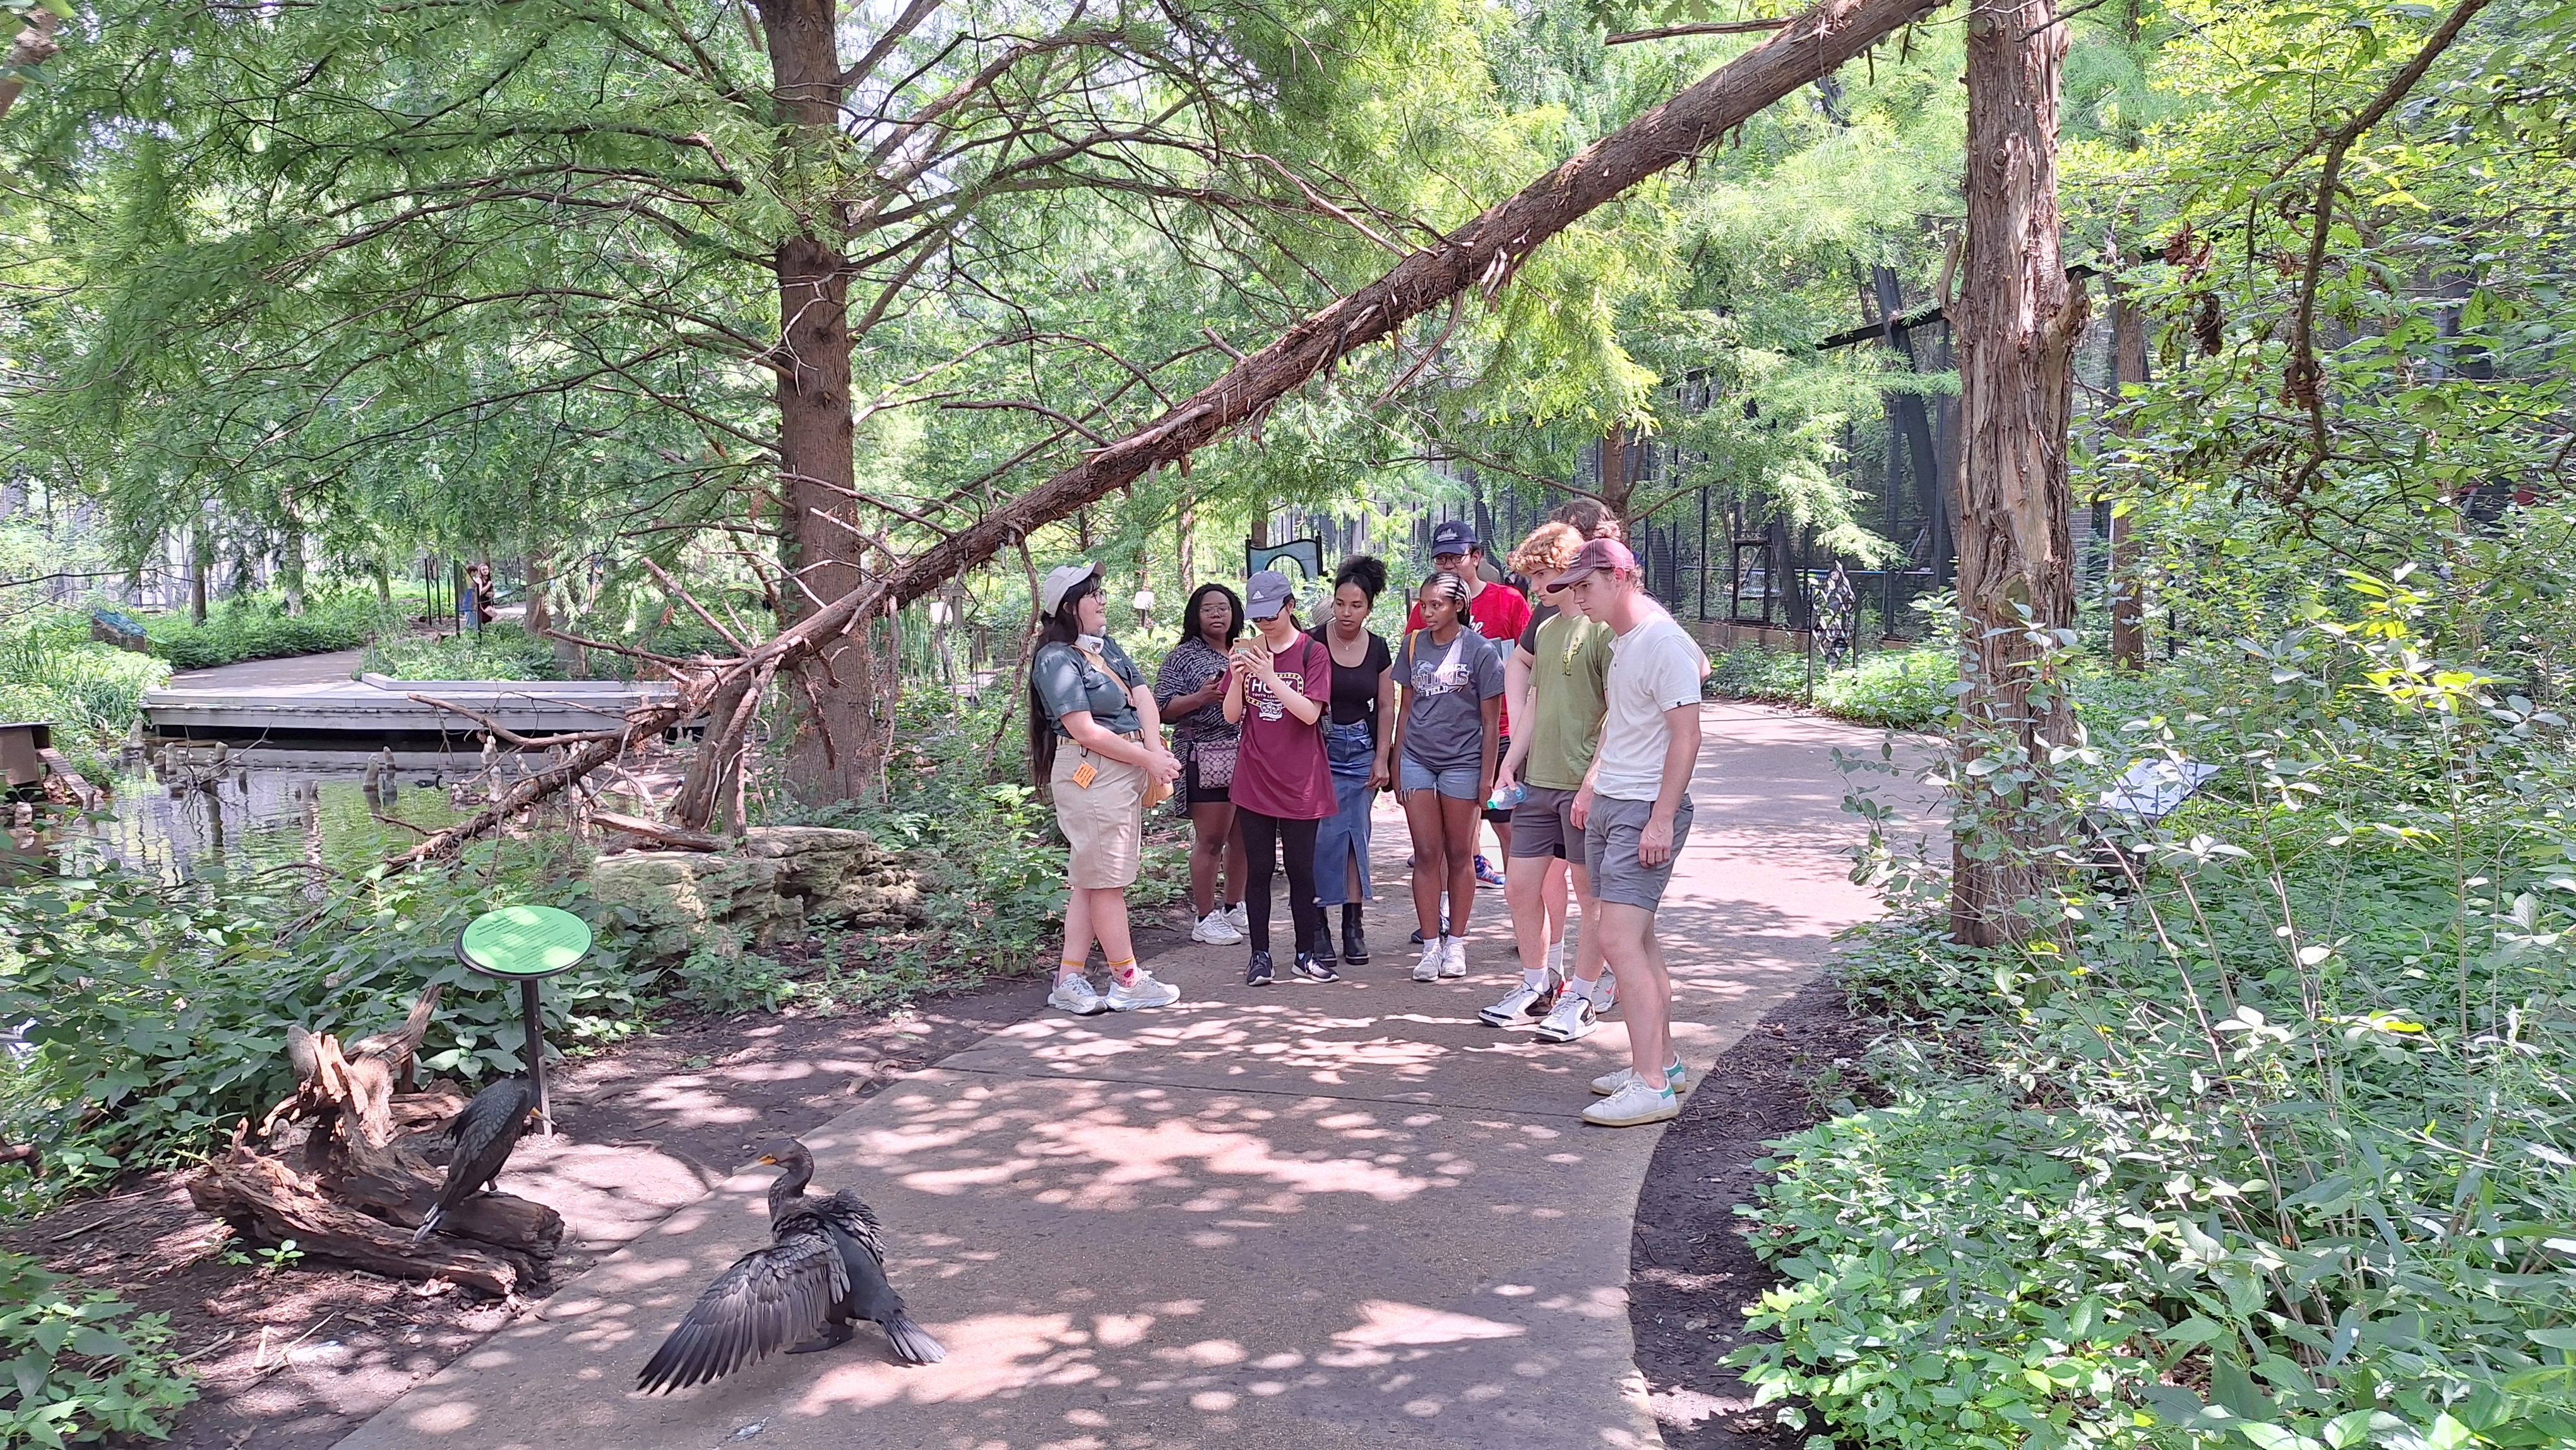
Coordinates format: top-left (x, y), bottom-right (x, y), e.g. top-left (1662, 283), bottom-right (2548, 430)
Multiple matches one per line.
top-left (1223, 569), bottom-right (1336, 986)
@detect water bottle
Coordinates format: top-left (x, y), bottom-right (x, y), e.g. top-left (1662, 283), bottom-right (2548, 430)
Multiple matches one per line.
top-left (1488, 781), bottom-right (1526, 811)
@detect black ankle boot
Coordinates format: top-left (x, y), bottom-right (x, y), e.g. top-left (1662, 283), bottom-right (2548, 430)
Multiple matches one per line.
top-left (1342, 909), bottom-right (1370, 966)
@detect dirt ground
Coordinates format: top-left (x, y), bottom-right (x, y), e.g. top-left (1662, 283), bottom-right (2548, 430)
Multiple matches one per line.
top-left (1628, 980), bottom-right (1879, 1449)
top-left (0, 913), bottom-right (1195, 1450)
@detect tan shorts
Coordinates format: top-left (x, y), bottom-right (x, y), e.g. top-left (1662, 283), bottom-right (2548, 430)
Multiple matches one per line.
top-left (1052, 745), bottom-right (1145, 890)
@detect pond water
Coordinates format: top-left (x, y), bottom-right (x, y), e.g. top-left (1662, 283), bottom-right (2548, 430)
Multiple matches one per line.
top-left (82, 767), bottom-right (480, 884)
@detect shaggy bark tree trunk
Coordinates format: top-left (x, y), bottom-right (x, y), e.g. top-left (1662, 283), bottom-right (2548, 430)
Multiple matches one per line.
top-left (760, 0), bottom-right (888, 808)
top-left (279, 525), bottom-right (306, 616)
top-left (1948, 0), bottom-right (2086, 947)
top-left (189, 520), bottom-right (211, 624)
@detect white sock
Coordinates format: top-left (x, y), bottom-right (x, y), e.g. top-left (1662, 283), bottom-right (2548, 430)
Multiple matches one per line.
top-left (1572, 974), bottom-right (1604, 1001)
top-left (1544, 940), bottom-right (1565, 976)
top-left (1522, 966), bottom-right (1549, 990)
top-left (1440, 934), bottom-right (1458, 952)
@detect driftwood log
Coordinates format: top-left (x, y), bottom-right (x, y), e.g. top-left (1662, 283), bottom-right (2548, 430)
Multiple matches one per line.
top-left (188, 987), bottom-right (562, 1296)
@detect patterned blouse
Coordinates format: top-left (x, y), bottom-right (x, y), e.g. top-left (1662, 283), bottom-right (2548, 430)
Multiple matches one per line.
top-left (1153, 635), bottom-right (1240, 746)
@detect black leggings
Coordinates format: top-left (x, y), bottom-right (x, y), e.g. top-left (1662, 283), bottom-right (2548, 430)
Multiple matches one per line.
top-left (1236, 808), bottom-right (1323, 955)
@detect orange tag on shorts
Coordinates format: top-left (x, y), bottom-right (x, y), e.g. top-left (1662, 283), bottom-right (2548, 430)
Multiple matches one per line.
top-left (1070, 761), bottom-right (1098, 789)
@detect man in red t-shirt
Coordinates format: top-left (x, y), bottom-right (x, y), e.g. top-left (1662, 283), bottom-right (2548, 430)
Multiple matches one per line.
top-left (1407, 520), bottom-right (1532, 878)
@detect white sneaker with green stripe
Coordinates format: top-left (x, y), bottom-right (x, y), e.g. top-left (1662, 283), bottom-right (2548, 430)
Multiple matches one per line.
top-left (1582, 1077), bottom-right (1679, 1127)
top-left (1590, 1060), bottom-right (1688, 1096)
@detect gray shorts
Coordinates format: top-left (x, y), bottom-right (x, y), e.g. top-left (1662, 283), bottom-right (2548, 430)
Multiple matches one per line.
top-left (1510, 785), bottom-right (1579, 861)
top-left (1584, 794), bottom-right (1695, 911)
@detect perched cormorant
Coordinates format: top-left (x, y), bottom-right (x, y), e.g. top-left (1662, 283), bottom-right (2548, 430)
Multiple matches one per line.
top-left (635, 1138), bottom-right (945, 1394)
top-left (409, 1076), bottom-right (539, 1248)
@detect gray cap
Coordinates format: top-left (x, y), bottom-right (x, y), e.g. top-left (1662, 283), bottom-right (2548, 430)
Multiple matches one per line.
top-left (1245, 569), bottom-right (1295, 620)
top-left (1039, 561), bottom-right (1099, 616)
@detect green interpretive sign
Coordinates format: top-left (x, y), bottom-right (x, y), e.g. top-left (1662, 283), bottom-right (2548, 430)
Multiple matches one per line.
top-left (458, 904), bottom-right (592, 979)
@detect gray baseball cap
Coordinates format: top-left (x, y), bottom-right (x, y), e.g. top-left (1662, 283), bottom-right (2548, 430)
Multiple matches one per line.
top-left (1039, 561), bottom-right (1099, 616)
top-left (1245, 569), bottom-right (1295, 620)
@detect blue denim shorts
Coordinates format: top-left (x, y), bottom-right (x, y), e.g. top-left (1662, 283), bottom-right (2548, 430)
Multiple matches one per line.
top-left (1398, 757), bottom-right (1482, 800)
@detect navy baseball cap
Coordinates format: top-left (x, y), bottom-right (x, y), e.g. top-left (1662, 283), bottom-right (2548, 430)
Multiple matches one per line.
top-left (1431, 520), bottom-right (1479, 556)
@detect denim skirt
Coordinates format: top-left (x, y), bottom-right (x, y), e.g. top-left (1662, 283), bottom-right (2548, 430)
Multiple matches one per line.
top-left (1315, 721), bottom-right (1377, 908)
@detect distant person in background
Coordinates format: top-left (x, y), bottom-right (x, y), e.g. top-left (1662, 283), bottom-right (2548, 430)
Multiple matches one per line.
top-left (1393, 572), bottom-right (1503, 984)
top-left (1549, 497), bottom-right (1623, 542)
top-left (1309, 556), bottom-right (1397, 973)
top-left (1488, 522), bottom-right (1617, 1040)
top-left (1154, 583), bottom-right (1249, 945)
top-left (1223, 570), bottom-right (1337, 986)
top-left (1028, 562), bottom-right (1184, 1016)
top-left (1405, 520), bottom-right (1531, 887)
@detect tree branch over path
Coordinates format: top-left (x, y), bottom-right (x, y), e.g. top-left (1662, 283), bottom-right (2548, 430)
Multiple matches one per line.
top-left (374, 0), bottom-right (1954, 856)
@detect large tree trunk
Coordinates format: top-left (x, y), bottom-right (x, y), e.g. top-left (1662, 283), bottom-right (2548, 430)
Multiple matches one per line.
top-left (761, 0), bottom-right (888, 808)
top-left (1949, 0), bottom-right (2086, 947)
top-left (189, 519), bottom-right (211, 624)
top-left (279, 524), bottom-right (307, 616)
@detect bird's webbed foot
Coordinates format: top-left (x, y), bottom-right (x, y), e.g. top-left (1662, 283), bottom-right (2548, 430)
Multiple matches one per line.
top-left (787, 1321), bottom-right (856, 1354)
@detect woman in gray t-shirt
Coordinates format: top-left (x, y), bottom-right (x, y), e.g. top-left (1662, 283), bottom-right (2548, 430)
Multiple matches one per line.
top-left (1389, 573), bottom-right (1503, 983)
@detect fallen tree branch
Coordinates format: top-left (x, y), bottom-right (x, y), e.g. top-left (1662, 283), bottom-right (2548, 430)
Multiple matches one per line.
top-left (365, 0), bottom-right (1952, 861)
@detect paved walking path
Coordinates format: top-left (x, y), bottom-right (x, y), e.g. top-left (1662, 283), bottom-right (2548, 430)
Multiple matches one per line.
top-left (337, 704), bottom-right (1936, 1450)
top-left (167, 647), bottom-right (370, 690)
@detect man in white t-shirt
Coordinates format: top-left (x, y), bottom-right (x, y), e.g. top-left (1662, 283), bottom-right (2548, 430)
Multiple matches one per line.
top-left (1553, 538), bottom-right (1702, 1127)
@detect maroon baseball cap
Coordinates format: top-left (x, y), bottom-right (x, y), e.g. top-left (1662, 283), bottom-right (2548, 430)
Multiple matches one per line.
top-left (1544, 537), bottom-right (1637, 592)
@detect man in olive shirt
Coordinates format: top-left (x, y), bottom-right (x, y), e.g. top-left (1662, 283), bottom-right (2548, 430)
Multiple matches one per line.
top-left (1482, 538), bottom-right (1614, 1035)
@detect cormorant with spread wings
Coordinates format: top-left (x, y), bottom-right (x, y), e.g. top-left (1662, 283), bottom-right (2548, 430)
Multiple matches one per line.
top-left (636, 1138), bottom-right (945, 1394)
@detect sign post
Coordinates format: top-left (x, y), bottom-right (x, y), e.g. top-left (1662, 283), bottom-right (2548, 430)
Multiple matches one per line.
top-left (455, 904), bottom-right (592, 1135)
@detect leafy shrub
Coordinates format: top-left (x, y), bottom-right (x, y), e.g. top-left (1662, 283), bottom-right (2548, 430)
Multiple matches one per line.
top-left (0, 851), bottom-right (647, 1209)
top-left (361, 622), bottom-right (560, 681)
top-left (1738, 581), bottom-right (2576, 1450)
top-left (1705, 640), bottom-right (1954, 731)
top-left (143, 592), bottom-right (407, 670)
top-left (0, 1251), bottom-right (196, 1447)
top-left (0, 609), bottom-right (170, 771)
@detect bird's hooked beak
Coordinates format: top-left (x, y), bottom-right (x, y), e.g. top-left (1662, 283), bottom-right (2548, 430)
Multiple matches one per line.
top-left (754, 1153), bottom-right (780, 1166)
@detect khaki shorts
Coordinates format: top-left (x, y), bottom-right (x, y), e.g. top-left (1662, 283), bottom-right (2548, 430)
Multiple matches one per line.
top-left (1052, 745), bottom-right (1145, 890)
top-left (1509, 785), bottom-right (1580, 861)
top-left (1584, 794), bottom-right (1695, 912)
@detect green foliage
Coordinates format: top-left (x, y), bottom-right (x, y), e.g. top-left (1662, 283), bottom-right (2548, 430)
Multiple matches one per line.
top-left (142, 592), bottom-right (404, 671)
top-left (667, 933), bottom-right (795, 1017)
top-left (0, 848), bottom-right (645, 1209)
top-left (1703, 642), bottom-right (1955, 732)
top-left (0, 1252), bottom-right (196, 1448)
top-left (361, 623), bottom-right (559, 682)
top-left (1738, 581), bottom-right (2576, 1450)
top-left (0, 608), bottom-right (167, 770)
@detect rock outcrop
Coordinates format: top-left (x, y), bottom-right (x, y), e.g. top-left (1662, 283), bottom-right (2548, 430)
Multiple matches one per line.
top-left (588, 826), bottom-right (925, 966)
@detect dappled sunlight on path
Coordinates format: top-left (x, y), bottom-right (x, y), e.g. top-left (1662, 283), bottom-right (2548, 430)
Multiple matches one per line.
top-left (334, 704), bottom-right (1938, 1449)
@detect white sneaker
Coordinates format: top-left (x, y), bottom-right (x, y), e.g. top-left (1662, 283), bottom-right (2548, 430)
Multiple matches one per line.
top-left (1413, 942), bottom-right (1442, 981)
top-left (1049, 974), bottom-right (1106, 1016)
top-left (1582, 1079), bottom-right (1679, 1127)
top-left (1438, 936), bottom-right (1469, 978)
top-left (1477, 979), bottom-right (1554, 1028)
top-left (1593, 973), bottom-right (1618, 1016)
top-left (1191, 911), bottom-right (1243, 945)
top-left (1533, 991), bottom-right (1597, 1043)
top-left (1104, 971), bottom-right (1181, 1011)
top-left (1226, 902), bottom-right (1251, 932)
top-left (1591, 1060), bottom-right (1689, 1096)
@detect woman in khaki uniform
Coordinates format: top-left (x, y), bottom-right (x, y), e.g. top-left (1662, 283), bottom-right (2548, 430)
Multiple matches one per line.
top-left (1027, 562), bottom-right (1184, 1015)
